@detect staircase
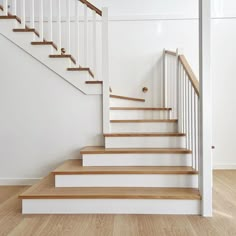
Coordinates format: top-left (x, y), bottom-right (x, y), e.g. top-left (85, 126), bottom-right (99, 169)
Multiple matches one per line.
top-left (1, 1), bottom-right (204, 215)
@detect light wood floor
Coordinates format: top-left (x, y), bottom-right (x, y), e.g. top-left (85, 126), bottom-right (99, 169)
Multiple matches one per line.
top-left (0, 170), bottom-right (236, 236)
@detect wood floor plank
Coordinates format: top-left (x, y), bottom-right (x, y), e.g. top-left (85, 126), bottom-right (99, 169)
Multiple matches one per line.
top-left (0, 171), bottom-right (236, 235)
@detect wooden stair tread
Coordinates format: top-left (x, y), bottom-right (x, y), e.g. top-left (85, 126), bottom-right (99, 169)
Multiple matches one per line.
top-left (104, 133), bottom-right (186, 137)
top-left (110, 95), bottom-right (145, 102)
top-left (0, 16), bottom-right (17, 19)
top-left (13, 27), bottom-right (39, 37)
top-left (49, 55), bottom-right (76, 65)
top-left (67, 67), bottom-right (94, 78)
top-left (52, 160), bottom-right (198, 175)
top-left (80, 146), bottom-right (192, 154)
top-left (110, 107), bottom-right (171, 111)
top-left (110, 119), bottom-right (177, 123)
top-left (19, 174), bottom-right (200, 200)
top-left (85, 81), bottom-right (102, 84)
top-left (31, 41), bottom-right (58, 50)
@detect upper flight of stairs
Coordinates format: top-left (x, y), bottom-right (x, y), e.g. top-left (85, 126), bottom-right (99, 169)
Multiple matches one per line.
top-left (0, 4), bottom-right (102, 95)
top-left (19, 94), bottom-right (201, 215)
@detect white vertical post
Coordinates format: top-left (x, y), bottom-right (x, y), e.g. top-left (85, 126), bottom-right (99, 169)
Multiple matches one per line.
top-left (57, 0), bottom-right (62, 53)
top-left (199, 0), bottom-right (212, 217)
top-left (21, 0), bottom-right (26, 28)
top-left (163, 50), bottom-right (167, 108)
top-left (75, 0), bottom-right (80, 66)
top-left (84, 4), bottom-right (88, 66)
top-left (3, 0), bottom-right (8, 16)
top-left (179, 64), bottom-right (183, 132)
top-left (66, 0), bottom-right (71, 54)
top-left (12, 0), bottom-right (16, 15)
top-left (48, 0), bottom-right (53, 42)
top-left (39, 0), bottom-right (43, 41)
top-left (92, 10), bottom-right (97, 79)
top-left (30, 0), bottom-right (35, 29)
top-left (176, 49), bottom-right (179, 121)
top-left (102, 7), bottom-right (110, 134)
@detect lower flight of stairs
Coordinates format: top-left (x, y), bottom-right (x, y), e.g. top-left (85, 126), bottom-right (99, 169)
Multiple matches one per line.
top-left (19, 148), bottom-right (200, 215)
top-left (19, 95), bottom-right (201, 215)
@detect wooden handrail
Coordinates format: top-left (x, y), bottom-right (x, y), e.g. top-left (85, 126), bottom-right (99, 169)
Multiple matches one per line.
top-left (165, 50), bottom-right (177, 56)
top-left (79, 0), bottom-right (102, 16)
top-left (179, 55), bottom-right (199, 96)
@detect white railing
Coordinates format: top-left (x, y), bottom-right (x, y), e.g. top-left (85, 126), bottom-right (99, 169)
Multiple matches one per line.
top-left (1, 0), bottom-right (106, 81)
top-left (164, 49), bottom-right (200, 171)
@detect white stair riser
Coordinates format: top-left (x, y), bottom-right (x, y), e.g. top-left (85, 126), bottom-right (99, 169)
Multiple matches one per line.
top-left (22, 199), bottom-right (200, 215)
top-left (110, 110), bottom-right (170, 120)
top-left (82, 153), bottom-right (192, 166)
top-left (111, 122), bottom-right (177, 133)
top-left (110, 98), bottom-right (146, 107)
top-left (55, 174), bottom-right (198, 188)
top-left (105, 136), bottom-right (186, 148)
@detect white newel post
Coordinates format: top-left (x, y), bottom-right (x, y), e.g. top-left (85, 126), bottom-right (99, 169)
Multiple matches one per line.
top-left (199, 0), bottom-right (212, 217)
top-left (163, 49), bottom-right (167, 108)
top-left (102, 7), bottom-right (110, 134)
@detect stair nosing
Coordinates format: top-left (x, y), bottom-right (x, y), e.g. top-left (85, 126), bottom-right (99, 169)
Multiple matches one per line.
top-left (103, 133), bottom-right (186, 137)
top-left (52, 160), bottom-right (198, 175)
top-left (110, 119), bottom-right (177, 123)
top-left (19, 175), bottom-right (201, 200)
top-left (80, 146), bottom-right (192, 154)
top-left (110, 95), bottom-right (145, 102)
top-left (110, 107), bottom-right (172, 111)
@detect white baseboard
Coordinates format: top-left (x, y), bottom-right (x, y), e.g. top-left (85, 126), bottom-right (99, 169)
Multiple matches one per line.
top-left (0, 178), bottom-right (41, 186)
top-left (213, 164), bottom-right (236, 170)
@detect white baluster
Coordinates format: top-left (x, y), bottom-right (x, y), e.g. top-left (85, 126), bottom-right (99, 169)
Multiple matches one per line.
top-left (3, 0), bottom-right (8, 16)
top-left (21, 0), bottom-right (25, 29)
top-left (12, 0), bottom-right (16, 15)
top-left (92, 10), bottom-right (97, 79)
top-left (39, 0), bottom-right (43, 41)
top-left (187, 79), bottom-right (190, 150)
top-left (30, 0), bottom-right (35, 29)
top-left (57, 0), bottom-right (62, 53)
top-left (176, 49), bottom-right (179, 124)
top-left (84, 4), bottom-right (88, 66)
top-left (75, 0), bottom-right (80, 66)
top-left (194, 92), bottom-right (197, 169)
top-left (183, 72), bottom-right (187, 146)
top-left (190, 85), bottom-right (193, 166)
top-left (66, 0), bottom-right (71, 54)
top-left (102, 7), bottom-right (110, 134)
top-left (48, 0), bottom-right (53, 42)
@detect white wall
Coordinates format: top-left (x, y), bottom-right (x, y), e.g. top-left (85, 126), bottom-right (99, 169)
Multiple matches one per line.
top-left (0, 0), bottom-right (236, 184)
top-left (0, 35), bottom-right (103, 183)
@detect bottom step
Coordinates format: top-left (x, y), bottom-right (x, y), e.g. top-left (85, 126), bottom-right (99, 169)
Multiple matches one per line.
top-left (19, 175), bottom-right (201, 215)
